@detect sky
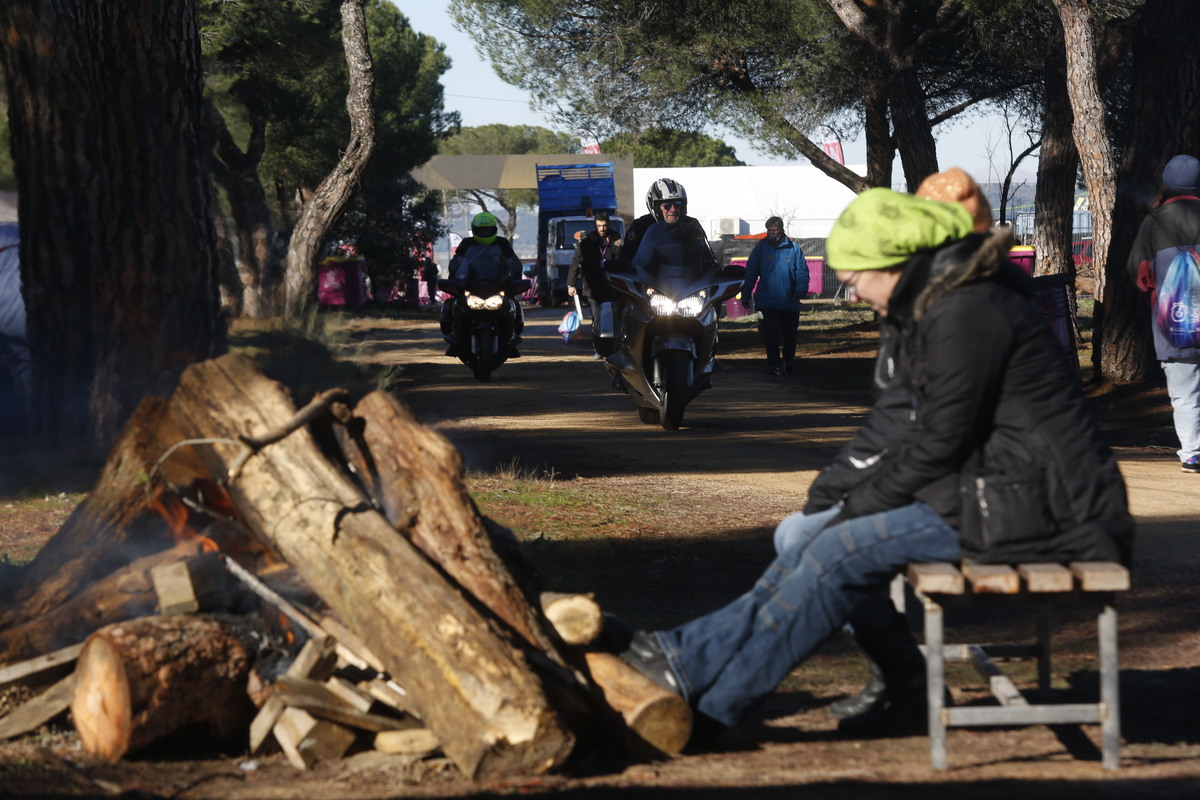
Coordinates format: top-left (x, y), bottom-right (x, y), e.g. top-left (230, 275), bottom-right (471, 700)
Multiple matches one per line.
top-left (400, 2), bottom-right (1037, 185)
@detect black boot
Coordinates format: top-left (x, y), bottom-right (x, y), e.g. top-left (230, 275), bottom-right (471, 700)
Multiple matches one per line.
top-left (837, 615), bottom-right (931, 736)
top-left (829, 659), bottom-right (886, 719)
top-left (619, 631), bottom-right (683, 697)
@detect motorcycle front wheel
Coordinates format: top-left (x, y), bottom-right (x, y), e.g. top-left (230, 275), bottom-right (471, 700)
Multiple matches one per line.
top-left (473, 328), bottom-right (495, 382)
top-left (659, 349), bottom-right (690, 430)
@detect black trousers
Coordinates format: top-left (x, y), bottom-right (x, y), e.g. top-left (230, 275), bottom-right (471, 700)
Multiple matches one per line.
top-left (759, 308), bottom-right (800, 365)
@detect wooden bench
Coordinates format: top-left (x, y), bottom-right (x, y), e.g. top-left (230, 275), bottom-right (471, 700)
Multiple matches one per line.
top-left (903, 561), bottom-right (1130, 771)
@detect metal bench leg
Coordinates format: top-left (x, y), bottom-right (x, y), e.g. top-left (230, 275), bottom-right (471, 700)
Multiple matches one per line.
top-left (923, 594), bottom-right (948, 769)
top-left (1099, 602), bottom-right (1121, 770)
top-left (1036, 603), bottom-right (1052, 692)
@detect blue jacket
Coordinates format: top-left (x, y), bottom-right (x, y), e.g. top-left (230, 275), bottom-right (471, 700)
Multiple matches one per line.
top-left (742, 237), bottom-right (808, 312)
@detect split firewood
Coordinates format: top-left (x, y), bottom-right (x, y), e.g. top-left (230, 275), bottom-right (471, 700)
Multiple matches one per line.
top-left (165, 354), bottom-right (576, 779)
top-left (272, 674), bottom-right (419, 733)
top-left (319, 616), bottom-right (386, 674)
top-left (249, 636), bottom-right (338, 754)
top-left (540, 592), bottom-right (604, 646)
top-left (70, 614), bottom-right (270, 761)
top-left (583, 652), bottom-right (692, 758)
top-left (374, 727), bottom-right (441, 757)
top-left (0, 643), bottom-right (83, 692)
top-left (274, 707), bottom-right (356, 770)
top-left (0, 674), bottom-right (74, 741)
top-left (150, 552), bottom-right (234, 615)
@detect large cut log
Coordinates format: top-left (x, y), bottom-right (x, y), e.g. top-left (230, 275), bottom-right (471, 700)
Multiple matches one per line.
top-left (582, 652), bottom-right (692, 757)
top-left (338, 390), bottom-right (559, 656)
top-left (164, 354), bottom-right (574, 779)
top-left (70, 614), bottom-right (265, 761)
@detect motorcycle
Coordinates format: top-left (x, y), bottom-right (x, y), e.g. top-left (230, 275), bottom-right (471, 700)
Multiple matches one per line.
top-left (600, 223), bottom-right (742, 430)
top-left (438, 274), bottom-right (530, 382)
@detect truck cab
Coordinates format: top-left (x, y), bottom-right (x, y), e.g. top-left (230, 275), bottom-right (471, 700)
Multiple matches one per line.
top-left (544, 215), bottom-right (626, 306)
top-left (535, 163), bottom-right (620, 307)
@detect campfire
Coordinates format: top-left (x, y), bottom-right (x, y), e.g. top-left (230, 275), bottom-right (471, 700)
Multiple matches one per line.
top-left (0, 354), bottom-right (690, 779)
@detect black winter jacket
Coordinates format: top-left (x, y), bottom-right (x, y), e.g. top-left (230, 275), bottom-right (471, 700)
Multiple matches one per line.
top-left (835, 230), bottom-right (1134, 566)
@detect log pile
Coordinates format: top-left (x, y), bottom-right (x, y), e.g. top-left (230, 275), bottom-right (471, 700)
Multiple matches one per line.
top-left (0, 354), bottom-right (690, 778)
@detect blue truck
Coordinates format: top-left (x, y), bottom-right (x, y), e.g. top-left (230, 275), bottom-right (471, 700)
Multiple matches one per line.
top-left (535, 163), bottom-right (623, 306)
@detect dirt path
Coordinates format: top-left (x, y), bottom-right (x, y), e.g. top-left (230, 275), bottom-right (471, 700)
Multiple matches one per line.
top-left (2, 306), bottom-right (1198, 798)
top-left (340, 305), bottom-right (1200, 793)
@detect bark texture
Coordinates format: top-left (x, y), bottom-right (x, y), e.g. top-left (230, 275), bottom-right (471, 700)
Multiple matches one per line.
top-left (71, 614), bottom-right (261, 761)
top-left (0, 0), bottom-right (224, 446)
top-left (283, 0), bottom-right (377, 317)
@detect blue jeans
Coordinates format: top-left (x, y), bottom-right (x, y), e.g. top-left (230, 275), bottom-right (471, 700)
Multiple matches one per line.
top-left (654, 502), bottom-right (961, 727)
top-left (1163, 358), bottom-right (1200, 460)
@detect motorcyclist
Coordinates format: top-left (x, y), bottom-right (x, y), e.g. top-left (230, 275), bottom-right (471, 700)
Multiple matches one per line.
top-left (441, 211), bottom-right (525, 357)
top-left (618, 178), bottom-right (713, 272)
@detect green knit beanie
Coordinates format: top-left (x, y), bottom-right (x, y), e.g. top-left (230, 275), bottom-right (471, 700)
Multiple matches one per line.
top-left (827, 188), bottom-right (974, 271)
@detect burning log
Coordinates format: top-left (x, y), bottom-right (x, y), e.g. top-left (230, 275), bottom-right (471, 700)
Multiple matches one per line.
top-left (70, 614), bottom-right (267, 761)
top-left (0, 537), bottom-right (221, 663)
top-left (0, 398), bottom-right (195, 635)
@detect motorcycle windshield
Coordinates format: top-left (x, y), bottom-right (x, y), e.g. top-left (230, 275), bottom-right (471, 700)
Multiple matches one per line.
top-left (632, 222), bottom-right (715, 285)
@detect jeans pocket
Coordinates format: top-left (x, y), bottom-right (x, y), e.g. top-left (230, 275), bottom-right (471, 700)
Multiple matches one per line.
top-left (959, 470), bottom-right (1056, 557)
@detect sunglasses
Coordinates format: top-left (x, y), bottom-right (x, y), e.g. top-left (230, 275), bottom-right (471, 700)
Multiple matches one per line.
top-left (659, 201), bottom-right (680, 210)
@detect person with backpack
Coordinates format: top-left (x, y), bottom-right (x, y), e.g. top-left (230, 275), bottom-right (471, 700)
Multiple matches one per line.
top-left (1129, 154), bottom-right (1200, 474)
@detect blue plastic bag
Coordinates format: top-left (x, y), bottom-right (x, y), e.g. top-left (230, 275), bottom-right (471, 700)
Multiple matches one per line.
top-left (558, 311), bottom-right (581, 343)
top-left (1155, 248), bottom-right (1200, 348)
top-left (558, 295), bottom-right (584, 343)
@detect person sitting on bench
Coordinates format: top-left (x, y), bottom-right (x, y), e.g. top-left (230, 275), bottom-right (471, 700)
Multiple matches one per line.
top-left (617, 186), bottom-right (1135, 744)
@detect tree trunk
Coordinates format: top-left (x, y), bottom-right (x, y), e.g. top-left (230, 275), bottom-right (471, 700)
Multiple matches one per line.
top-left (863, 85), bottom-right (894, 189)
top-left (283, 0), bottom-right (377, 318)
top-left (166, 354), bottom-right (575, 778)
top-left (1032, 15), bottom-right (1079, 283)
top-left (203, 99), bottom-right (280, 320)
top-left (1099, 0), bottom-right (1200, 384)
top-left (71, 614), bottom-right (264, 761)
top-left (0, 0), bottom-right (224, 447)
top-left (1052, 1), bottom-right (1117, 335)
top-left (888, 66), bottom-right (939, 191)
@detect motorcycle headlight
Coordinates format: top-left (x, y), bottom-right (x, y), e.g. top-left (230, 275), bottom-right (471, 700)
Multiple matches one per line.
top-left (483, 293), bottom-right (505, 311)
top-left (676, 291), bottom-right (707, 317)
top-left (466, 293), bottom-right (486, 310)
top-left (650, 293), bottom-right (677, 316)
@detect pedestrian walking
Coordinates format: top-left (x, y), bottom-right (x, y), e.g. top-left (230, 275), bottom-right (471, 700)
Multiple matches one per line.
top-left (741, 217), bottom-right (807, 375)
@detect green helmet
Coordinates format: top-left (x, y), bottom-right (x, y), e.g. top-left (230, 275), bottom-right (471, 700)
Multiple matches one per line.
top-left (471, 211), bottom-right (498, 245)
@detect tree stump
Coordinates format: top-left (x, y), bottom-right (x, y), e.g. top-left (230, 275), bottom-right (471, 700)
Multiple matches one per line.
top-left (70, 614), bottom-right (264, 761)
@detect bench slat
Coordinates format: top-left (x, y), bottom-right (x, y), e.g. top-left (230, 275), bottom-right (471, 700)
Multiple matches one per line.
top-left (962, 563), bottom-right (1020, 594)
top-left (1018, 563), bottom-right (1074, 593)
top-left (1071, 562), bottom-right (1130, 592)
top-left (907, 563), bottom-right (964, 595)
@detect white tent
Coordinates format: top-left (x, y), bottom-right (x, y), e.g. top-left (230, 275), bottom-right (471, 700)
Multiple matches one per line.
top-left (633, 165), bottom-right (865, 240)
